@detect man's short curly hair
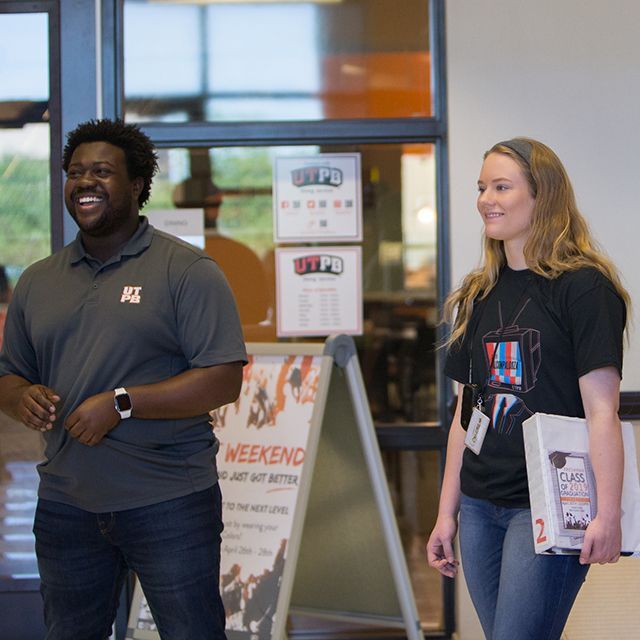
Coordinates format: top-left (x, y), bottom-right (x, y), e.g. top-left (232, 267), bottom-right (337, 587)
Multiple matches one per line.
top-left (62, 118), bottom-right (159, 208)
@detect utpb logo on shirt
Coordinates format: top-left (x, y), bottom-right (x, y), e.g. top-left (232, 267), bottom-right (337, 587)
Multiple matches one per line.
top-left (120, 286), bottom-right (142, 304)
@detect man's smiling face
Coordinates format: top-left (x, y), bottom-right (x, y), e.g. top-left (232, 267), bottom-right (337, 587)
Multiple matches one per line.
top-left (64, 141), bottom-right (142, 238)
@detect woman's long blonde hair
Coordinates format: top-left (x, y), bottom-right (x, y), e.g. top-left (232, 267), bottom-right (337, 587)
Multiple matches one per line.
top-left (444, 137), bottom-right (630, 348)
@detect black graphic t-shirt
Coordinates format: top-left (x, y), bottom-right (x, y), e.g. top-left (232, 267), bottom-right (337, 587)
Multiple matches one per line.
top-left (445, 266), bottom-right (626, 507)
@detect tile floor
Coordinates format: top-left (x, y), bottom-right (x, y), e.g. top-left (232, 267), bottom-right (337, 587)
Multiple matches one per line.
top-left (0, 414), bottom-right (42, 589)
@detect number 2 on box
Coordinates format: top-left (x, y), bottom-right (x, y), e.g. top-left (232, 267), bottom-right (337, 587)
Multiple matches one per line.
top-left (535, 518), bottom-right (547, 544)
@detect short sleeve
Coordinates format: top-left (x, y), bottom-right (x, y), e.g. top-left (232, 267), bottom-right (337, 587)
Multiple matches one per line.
top-left (174, 257), bottom-right (248, 369)
top-left (443, 297), bottom-right (487, 385)
top-left (565, 272), bottom-right (625, 378)
top-left (0, 275), bottom-right (40, 383)
top-left (444, 338), bottom-right (471, 384)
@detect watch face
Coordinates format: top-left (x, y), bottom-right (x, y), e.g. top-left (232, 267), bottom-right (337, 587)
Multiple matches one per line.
top-left (117, 393), bottom-right (132, 411)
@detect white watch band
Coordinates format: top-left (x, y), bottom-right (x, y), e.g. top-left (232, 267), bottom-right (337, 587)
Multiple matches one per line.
top-left (114, 387), bottom-right (132, 419)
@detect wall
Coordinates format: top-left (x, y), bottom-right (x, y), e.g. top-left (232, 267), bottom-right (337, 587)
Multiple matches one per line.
top-left (446, 0), bottom-right (640, 390)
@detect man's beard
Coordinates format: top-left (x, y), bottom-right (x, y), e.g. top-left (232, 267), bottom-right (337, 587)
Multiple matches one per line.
top-left (69, 194), bottom-right (133, 238)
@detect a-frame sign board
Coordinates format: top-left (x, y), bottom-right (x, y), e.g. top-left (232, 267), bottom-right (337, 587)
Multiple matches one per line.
top-left (127, 335), bottom-right (422, 640)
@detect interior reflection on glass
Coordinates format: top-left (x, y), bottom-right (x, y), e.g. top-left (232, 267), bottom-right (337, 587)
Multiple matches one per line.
top-left (124, 0), bottom-right (431, 122)
top-left (146, 143), bottom-right (437, 422)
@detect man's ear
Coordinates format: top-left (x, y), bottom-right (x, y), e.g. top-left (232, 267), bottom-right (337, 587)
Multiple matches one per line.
top-left (132, 177), bottom-right (144, 200)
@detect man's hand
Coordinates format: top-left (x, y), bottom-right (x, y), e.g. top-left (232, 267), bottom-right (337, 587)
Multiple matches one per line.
top-left (16, 384), bottom-right (60, 432)
top-left (65, 391), bottom-right (120, 446)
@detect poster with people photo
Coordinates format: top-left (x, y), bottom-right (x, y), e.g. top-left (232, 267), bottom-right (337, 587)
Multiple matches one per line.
top-left (213, 352), bottom-right (321, 638)
top-left (549, 452), bottom-right (596, 533)
top-left (127, 352), bottom-right (322, 640)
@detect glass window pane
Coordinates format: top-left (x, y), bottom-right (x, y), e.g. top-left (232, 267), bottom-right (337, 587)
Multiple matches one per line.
top-left (124, 0), bottom-right (431, 123)
top-left (145, 142), bottom-right (438, 423)
top-left (0, 10), bottom-right (50, 593)
top-left (0, 14), bottom-right (49, 101)
top-left (0, 12), bottom-right (51, 337)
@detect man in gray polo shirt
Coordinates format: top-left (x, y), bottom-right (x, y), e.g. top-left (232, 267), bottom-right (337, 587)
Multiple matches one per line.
top-left (0, 119), bottom-right (246, 639)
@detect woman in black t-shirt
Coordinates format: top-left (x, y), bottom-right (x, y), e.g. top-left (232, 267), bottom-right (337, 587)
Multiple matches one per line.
top-left (426, 138), bottom-right (629, 640)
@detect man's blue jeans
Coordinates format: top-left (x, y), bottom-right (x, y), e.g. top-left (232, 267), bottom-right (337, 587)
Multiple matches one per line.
top-left (459, 494), bottom-right (589, 640)
top-left (33, 485), bottom-right (226, 640)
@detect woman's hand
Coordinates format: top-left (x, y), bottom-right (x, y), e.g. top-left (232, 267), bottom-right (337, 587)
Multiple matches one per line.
top-left (426, 515), bottom-right (460, 577)
top-left (579, 514), bottom-right (622, 565)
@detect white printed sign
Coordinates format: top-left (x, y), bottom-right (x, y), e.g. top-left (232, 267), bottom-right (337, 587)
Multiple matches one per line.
top-left (273, 154), bottom-right (362, 242)
top-left (145, 208), bottom-right (205, 249)
top-left (275, 246), bottom-right (362, 337)
top-left (213, 353), bottom-right (321, 637)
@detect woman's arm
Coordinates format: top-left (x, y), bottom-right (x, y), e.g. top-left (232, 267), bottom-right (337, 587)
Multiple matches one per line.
top-left (578, 366), bottom-right (624, 565)
top-left (426, 385), bottom-right (468, 577)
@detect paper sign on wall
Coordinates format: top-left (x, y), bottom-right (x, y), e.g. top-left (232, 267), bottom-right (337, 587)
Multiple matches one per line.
top-left (145, 208), bottom-right (205, 249)
top-left (275, 246), bottom-right (362, 337)
top-left (273, 154), bottom-right (362, 243)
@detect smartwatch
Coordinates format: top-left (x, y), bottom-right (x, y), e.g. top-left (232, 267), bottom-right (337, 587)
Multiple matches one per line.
top-left (114, 387), bottom-right (132, 419)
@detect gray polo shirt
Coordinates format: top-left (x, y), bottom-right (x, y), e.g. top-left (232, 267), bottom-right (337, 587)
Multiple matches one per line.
top-left (0, 217), bottom-right (247, 512)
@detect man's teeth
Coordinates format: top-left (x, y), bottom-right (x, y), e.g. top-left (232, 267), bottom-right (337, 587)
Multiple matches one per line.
top-left (78, 196), bottom-right (102, 204)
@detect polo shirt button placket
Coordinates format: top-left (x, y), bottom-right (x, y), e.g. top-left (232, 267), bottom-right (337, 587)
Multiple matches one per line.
top-left (87, 279), bottom-right (100, 306)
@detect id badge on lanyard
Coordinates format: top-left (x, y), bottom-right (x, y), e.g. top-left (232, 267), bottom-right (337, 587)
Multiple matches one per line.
top-left (461, 352), bottom-right (488, 455)
top-left (464, 403), bottom-right (490, 455)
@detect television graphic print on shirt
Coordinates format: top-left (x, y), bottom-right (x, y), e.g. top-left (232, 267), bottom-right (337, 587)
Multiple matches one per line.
top-left (482, 298), bottom-right (541, 393)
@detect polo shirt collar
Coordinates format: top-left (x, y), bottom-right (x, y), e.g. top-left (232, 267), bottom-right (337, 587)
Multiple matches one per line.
top-left (69, 216), bottom-right (154, 266)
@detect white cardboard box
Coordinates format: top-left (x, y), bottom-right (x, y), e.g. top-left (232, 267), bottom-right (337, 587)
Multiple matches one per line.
top-left (523, 413), bottom-right (640, 556)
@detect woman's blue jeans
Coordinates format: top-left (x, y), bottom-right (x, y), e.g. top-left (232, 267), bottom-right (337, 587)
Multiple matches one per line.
top-left (459, 494), bottom-right (589, 640)
top-left (33, 485), bottom-right (226, 640)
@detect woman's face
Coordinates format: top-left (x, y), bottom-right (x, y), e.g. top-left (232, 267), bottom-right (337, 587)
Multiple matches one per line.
top-left (477, 152), bottom-right (536, 249)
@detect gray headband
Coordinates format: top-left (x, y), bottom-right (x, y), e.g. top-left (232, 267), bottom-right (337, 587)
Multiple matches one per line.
top-left (497, 139), bottom-right (533, 165)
